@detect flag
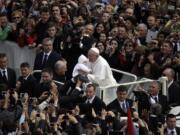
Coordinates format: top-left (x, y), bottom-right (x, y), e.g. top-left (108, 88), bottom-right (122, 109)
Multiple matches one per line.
top-left (127, 108), bottom-right (135, 135)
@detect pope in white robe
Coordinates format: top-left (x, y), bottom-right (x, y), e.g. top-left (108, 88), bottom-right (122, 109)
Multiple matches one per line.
top-left (86, 47), bottom-right (117, 104)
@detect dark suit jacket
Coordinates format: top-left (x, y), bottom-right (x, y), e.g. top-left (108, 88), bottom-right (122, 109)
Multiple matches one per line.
top-left (34, 51), bottom-right (61, 70)
top-left (0, 68), bottom-right (16, 90)
top-left (158, 94), bottom-right (169, 114)
top-left (168, 81), bottom-right (180, 106)
top-left (52, 36), bottom-right (64, 54)
top-left (18, 74), bottom-right (37, 97)
top-left (33, 51), bottom-right (61, 81)
top-left (164, 127), bottom-right (180, 135)
top-left (78, 96), bottom-right (106, 114)
top-left (107, 99), bottom-right (133, 116)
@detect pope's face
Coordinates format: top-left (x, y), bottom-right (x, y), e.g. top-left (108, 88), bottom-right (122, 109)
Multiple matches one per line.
top-left (88, 50), bottom-right (98, 63)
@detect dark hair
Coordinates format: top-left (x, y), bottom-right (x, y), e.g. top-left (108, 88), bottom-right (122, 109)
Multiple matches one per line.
top-left (20, 62), bottom-right (30, 68)
top-left (117, 86), bottom-right (128, 93)
top-left (42, 68), bottom-right (53, 76)
top-left (86, 83), bottom-right (96, 91)
top-left (40, 7), bottom-right (50, 14)
top-left (0, 12), bottom-right (7, 17)
top-left (125, 16), bottom-right (137, 25)
top-left (0, 53), bottom-right (7, 59)
top-left (47, 22), bottom-right (57, 29)
top-left (166, 114), bottom-right (176, 120)
top-left (109, 38), bottom-right (120, 45)
top-left (51, 2), bottom-right (60, 11)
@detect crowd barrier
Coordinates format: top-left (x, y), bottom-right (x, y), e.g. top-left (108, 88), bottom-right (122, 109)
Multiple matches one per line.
top-left (33, 63), bottom-right (168, 105)
top-left (0, 41), bottom-right (36, 75)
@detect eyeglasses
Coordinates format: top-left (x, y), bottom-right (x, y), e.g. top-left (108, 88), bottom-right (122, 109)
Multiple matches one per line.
top-left (13, 16), bottom-right (20, 19)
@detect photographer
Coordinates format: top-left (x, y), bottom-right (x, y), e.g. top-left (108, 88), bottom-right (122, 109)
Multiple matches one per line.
top-left (101, 110), bottom-right (122, 135)
top-left (57, 113), bottom-right (82, 135)
top-left (0, 90), bottom-right (22, 134)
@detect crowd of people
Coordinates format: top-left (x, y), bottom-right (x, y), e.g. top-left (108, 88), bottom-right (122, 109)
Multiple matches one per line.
top-left (0, 0), bottom-right (180, 134)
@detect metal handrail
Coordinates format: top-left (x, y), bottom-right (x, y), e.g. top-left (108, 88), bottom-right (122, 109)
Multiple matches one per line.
top-left (99, 76), bottom-right (168, 103)
top-left (32, 70), bottom-right (42, 74)
top-left (111, 68), bottom-right (138, 82)
top-left (33, 70), bottom-right (64, 85)
top-left (99, 78), bottom-right (154, 90)
top-left (53, 80), bottom-right (64, 85)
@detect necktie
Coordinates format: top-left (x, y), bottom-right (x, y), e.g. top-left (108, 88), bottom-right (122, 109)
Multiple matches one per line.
top-left (171, 130), bottom-right (174, 135)
top-left (86, 100), bottom-right (90, 104)
top-left (42, 54), bottom-right (48, 66)
top-left (154, 96), bottom-right (158, 103)
top-left (122, 102), bottom-right (127, 112)
top-left (2, 70), bottom-right (7, 82)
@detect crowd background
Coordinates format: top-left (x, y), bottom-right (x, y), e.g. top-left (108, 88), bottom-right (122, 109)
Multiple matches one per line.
top-left (0, 0), bottom-right (180, 135)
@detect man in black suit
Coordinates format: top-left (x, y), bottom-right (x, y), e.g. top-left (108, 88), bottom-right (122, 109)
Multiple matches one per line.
top-left (107, 86), bottom-right (134, 116)
top-left (149, 81), bottom-right (168, 114)
top-left (0, 53), bottom-right (16, 90)
top-left (53, 60), bottom-right (67, 84)
top-left (34, 37), bottom-right (61, 81)
top-left (148, 81), bottom-right (168, 134)
top-left (79, 83), bottom-right (106, 114)
top-left (16, 62), bottom-right (37, 97)
top-left (164, 114), bottom-right (180, 135)
top-left (162, 67), bottom-right (180, 106)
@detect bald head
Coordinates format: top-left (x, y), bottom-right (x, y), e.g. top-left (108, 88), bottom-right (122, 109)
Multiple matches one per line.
top-left (54, 60), bottom-right (67, 75)
top-left (162, 68), bottom-right (175, 81)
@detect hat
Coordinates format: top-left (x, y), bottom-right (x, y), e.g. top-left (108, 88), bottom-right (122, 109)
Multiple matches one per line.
top-left (90, 47), bottom-right (99, 55)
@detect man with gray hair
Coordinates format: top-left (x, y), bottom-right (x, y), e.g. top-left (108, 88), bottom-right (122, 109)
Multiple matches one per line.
top-left (34, 38), bottom-right (61, 81)
top-left (136, 23), bottom-right (148, 46)
top-left (162, 67), bottom-right (180, 105)
top-left (53, 60), bottom-right (67, 83)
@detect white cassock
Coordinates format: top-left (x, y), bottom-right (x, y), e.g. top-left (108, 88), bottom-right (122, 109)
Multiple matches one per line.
top-left (87, 56), bottom-right (117, 104)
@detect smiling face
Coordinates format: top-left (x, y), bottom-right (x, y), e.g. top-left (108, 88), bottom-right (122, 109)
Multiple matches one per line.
top-left (21, 67), bottom-right (31, 78)
top-left (160, 42), bottom-right (173, 55)
top-left (96, 23), bottom-right (105, 33)
top-left (0, 15), bottom-right (8, 27)
top-left (124, 41), bottom-right (134, 53)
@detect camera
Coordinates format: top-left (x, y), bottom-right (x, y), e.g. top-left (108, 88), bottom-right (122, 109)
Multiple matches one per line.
top-left (105, 115), bottom-right (114, 123)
